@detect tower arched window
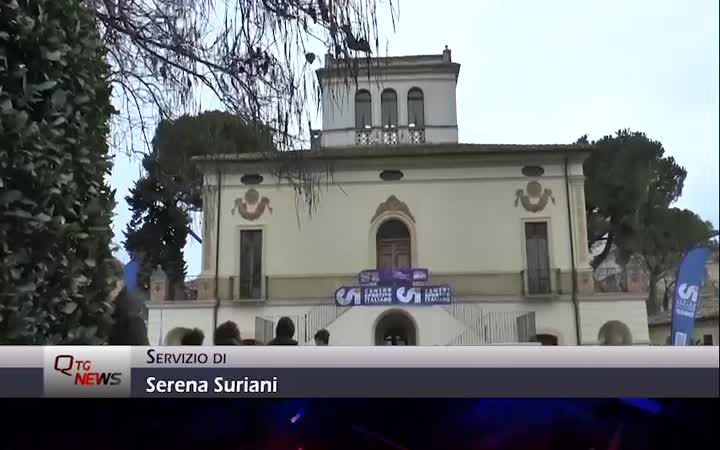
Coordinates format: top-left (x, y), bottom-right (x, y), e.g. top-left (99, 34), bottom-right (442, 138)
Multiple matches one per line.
top-left (380, 89), bottom-right (398, 128)
top-left (407, 88), bottom-right (425, 128)
top-left (355, 90), bottom-right (372, 129)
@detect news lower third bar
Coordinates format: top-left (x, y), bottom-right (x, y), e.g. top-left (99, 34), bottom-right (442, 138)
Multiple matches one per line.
top-left (0, 347), bottom-right (717, 398)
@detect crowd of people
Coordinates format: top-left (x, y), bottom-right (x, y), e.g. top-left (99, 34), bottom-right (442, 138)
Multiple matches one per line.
top-left (108, 286), bottom-right (330, 346)
top-left (178, 316), bottom-right (331, 347)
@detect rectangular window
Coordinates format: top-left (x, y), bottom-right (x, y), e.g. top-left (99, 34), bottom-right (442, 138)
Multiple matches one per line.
top-left (240, 230), bottom-right (262, 299)
top-left (525, 222), bottom-right (551, 295)
top-left (703, 334), bottom-right (713, 346)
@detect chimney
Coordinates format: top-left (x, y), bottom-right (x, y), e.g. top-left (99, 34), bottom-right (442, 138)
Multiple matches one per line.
top-left (442, 45), bottom-right (452, 62)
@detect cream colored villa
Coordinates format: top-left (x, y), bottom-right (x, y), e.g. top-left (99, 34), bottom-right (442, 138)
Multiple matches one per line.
top-left (146, 48), bottom-right (650, 346)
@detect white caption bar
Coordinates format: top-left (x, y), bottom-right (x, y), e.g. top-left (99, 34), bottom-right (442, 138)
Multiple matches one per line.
top-left (129, 346), bottom-right (720, 368)
top-left (0, 346), bottom-right (44, 368)
top-left (0, 346), bottom-right (717, 370)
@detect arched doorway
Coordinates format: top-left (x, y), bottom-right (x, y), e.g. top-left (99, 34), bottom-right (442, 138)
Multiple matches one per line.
top-left (535, 334), bottom-right (559, 346)
top-left (598, 320), bottom-right (633, 345)
top-left (374, 310), bottom-right (417, 346)
top-left (376, 219), bottom-right (411, 270)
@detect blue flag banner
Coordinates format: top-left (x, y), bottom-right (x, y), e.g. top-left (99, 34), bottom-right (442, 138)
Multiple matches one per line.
top-left (123, 258), bottom-right (140, 292)
top-left (335, 285), bottom-right (451, 306)
top-left (358, 268), bottom-right (429, 285)
top-left (670, 246), bottom-right (711, 345)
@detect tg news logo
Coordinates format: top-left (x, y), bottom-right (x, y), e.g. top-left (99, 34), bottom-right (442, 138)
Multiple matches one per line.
top-left (53, 354), bottom-right (123, 386)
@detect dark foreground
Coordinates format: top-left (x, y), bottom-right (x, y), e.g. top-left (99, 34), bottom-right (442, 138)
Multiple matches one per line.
top-left (3, 398), bottom-right (717, 449)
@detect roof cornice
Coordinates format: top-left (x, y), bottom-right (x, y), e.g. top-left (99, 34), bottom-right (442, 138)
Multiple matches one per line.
top-left (316, 54), bottom-right (461, 82)
top-left (192, 143), bottom-right (593, 171)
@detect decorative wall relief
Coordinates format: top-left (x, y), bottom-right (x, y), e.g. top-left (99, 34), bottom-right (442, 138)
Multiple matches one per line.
top-left (231, 189), bottom-right (272, 220)
top-left (371, 195), bottom-right (415, 223)
top-left (514, 181), bottom-right (555, 213)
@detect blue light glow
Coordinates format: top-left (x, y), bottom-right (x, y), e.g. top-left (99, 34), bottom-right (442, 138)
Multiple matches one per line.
top-left (290, 409), bottom-right (304, 424)
top-left (618, 398), bottom-right (663, 415)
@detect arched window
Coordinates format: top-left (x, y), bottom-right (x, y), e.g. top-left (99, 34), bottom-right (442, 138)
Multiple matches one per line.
top-left (380, 89), bottom-right (398, 128)
top-left (598, 320), bottom-right (633, 345)
top-left (355, 90), bottom-right (372, 129)
top-left (407, 87), bottom-right (425, 128)
top-left (376, 219), bottom-right (411, 270)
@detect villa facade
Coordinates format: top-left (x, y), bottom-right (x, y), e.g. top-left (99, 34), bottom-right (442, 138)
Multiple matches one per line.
top-left (147, 49), bottom-right (650, 346)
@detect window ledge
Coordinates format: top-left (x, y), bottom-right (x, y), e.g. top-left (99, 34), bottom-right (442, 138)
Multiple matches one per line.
top-left (233, 297), bottom-right (267, 303)
top-left (522, 293), bottom-right (558, 301)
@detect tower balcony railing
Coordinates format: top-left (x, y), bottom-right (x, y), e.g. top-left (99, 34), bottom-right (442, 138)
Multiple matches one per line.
top-left (407, 126), bottom-right (425, 144)
top-left (382, 127), bottom-right (399, 145)
top-left (354, 126), bottom-right (377, 145)
top-left (354, 125), bottom-right (427, 146)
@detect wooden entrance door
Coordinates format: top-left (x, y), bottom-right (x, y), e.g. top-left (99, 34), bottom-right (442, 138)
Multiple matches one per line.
top-left (376, 219), bottom-right (411, 270)
top-left (377, 238), bottom-right (411, 270)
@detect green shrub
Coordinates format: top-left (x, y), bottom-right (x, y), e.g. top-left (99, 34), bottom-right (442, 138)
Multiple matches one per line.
top-left (0, 0), bottom-right (116, 344)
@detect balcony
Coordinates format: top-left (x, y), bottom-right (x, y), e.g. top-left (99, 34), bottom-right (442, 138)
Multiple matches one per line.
top-left (408, 127), bottom-right (426, 144)
top-left (521, 269), bottom-right (562, 297)
top-left (382, 127), bottom-right (399, 145)
top-left (352, 126), bottom-right (427, 146)
top-left (354, 127), bottom-right (376, 146)
top-left (155, 274), bottom-right (356, 303)
top-left (320, 125), bottom-right (457, 147)
top-left (153, 270), bottom-right (576, 303)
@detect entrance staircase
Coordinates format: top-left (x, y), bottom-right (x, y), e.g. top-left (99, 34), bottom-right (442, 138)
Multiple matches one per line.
top-left (255, 304), bottom-right (537, 345)
top-left (255, 305), bottom-right (353, 344)
top-left (442, 304), bottom-right (537, 345)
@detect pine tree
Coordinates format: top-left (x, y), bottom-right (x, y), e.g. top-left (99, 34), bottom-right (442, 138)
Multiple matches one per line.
top-left (124, 156), bottom-right (190, 300)
top-left (123, 112), bottom-right (267, 301)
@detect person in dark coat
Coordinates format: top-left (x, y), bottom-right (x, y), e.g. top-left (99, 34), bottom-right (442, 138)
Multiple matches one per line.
top-left (108, 287), bottom-right (149, 345)
top-left (267, 317), bottom-right (298, 345)
top-left (214, 321), bottom-right (242, 345)
top-left (314, 328), bottom-right (330, 346)
top-left (181, 328), bottom-right (205, 345)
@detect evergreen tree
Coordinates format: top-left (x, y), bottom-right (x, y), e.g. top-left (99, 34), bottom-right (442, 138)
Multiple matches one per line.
top-left (579, 130), bottom-right (687, 269)
top-left (1, 0), bottom-right (116, 343)
top-left (123, 111), bottom-right (266, 301)
top-left (124, 156), bottom-right (190, 299)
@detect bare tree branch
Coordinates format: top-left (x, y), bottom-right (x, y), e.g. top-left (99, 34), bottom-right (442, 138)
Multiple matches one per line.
top-left (84, 0), bottom-right (397, 211)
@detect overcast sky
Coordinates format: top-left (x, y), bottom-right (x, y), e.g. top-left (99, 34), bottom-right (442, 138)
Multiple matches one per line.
top-left (110, 0), bottom-right (719, 277)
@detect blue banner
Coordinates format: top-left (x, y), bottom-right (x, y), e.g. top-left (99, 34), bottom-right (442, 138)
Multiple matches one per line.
top-left (335, 285), bottom-right (452, 306)
top-left (358, 268), bottom-right (429, 285)
top-left (123, 258), bottom-right (140, 292)
top-left (670, 246), bottom-right (711, 346)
